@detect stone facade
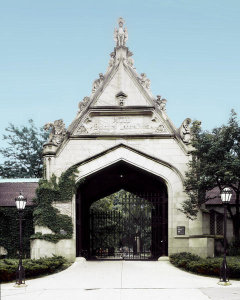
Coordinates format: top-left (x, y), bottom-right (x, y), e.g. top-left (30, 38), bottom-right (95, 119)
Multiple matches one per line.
top-left (31, 18), bottom-right (214, 261)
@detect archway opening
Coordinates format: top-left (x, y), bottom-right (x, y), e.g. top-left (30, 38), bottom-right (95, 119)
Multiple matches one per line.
top-left (76, 161), bottom-right (168, 260)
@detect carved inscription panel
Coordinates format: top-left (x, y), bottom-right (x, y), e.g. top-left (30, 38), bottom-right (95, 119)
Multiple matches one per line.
top-left (74, 115), bottom-right (169, 135)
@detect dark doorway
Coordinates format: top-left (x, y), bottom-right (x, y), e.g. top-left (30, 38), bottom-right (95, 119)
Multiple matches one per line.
top-left (76, 161), bottom-right (168, 260)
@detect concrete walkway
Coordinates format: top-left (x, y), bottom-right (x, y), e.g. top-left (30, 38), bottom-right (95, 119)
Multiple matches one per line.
top-left (2, 259), bottom-right (240, 300)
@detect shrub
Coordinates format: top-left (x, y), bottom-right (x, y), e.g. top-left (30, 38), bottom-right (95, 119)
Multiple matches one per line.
top-left (229, 239), bottom-right (240, 256)
top-left (169, 252), bottom-right (201, 269)
top-left (0, 255), bottom-right (67, 282)
top-left (170, 252), bottom-right (240, 278)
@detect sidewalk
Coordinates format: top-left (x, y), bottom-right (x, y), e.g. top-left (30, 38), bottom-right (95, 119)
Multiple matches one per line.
top-left (2, 259), bottom-right (240, 299)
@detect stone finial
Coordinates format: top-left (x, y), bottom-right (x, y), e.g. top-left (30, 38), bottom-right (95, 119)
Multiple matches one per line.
top-left (156, 95), bottom-right (167, 111)
top-left (78, 96), bottom-right (90, 112)
top-left (179, 118), bottom-right (192, 144)
top-left (140, 73), bottom-right (150, 89)
top-left (44, 119), bottom-right (67, 145)
top-left (114, 17), bottom-right (128, 47)
top-left (92, 73), bottom-right (105, 94)
top-left (126, 51), bottom-right (134, 68)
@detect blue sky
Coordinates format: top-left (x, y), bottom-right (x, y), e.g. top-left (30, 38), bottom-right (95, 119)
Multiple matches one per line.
top-left (0, 0), bottom-right (240, 154)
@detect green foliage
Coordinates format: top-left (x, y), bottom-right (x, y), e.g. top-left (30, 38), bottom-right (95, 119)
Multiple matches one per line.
top-left (0, 255), bottom-right (67, 282)
top-left (169, 252), bottom-right (201, 268)
top-left (91, 191), bottom-right (122, 212)
top-left (32, 166), bottom-right (79, 243)
top-left (90, 190), bottom-right (153, 253)
top-left (30, 232), bottom-right (69, 243)
top-left (229, 239), bottom-right (240, 256)
top-left (170, 252), bottom-right (240, 278)
top-left (0, 119), bottom-right (48, 178)
top-left (182, 111), bottom-right (240, 238)
top-left (58, 165), bottom-right (79, 202)
top-left (0, 207), bottom-right (34, 258)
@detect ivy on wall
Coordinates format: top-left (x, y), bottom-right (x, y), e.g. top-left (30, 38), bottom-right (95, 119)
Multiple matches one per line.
top-left (31, 166), bottom-right (79, 243)
top-left (0, 207), bottom-right (34, 258)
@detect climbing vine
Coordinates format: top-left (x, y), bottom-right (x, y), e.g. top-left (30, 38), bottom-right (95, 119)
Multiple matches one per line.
top-left (31, 166), bottom-right (79, 243)
top-left (0, 207), bottom-right (34, 258)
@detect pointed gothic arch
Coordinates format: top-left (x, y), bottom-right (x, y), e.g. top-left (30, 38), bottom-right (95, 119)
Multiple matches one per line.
top-left (76, 160), bottom-right (169, 259)
top-left (72, 144), bottom-right (184, 259)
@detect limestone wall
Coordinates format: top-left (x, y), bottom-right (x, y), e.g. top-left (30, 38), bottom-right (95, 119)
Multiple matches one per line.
top-left (29, 138), bottom-right (214, 261)
top-left (47, 138), bottom-right (190, 179)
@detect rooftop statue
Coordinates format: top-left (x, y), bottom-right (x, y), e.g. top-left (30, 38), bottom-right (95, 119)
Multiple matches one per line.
top-left (107, 52), bottom-right (116, 72)
top-left (179, 118), bottom-right (192, 144)
top-left (140, 73), bottom-right (151, 89)
top-left (92, 73), bottom-right (104, 94)
top-left (78, 96), bottom-right (90, 113)
top-left (44, 119), bottom-right (67, 145)
top-left (114, 17), bottom-right (128, 47)
top-left (156, 95), bottom-right (167, 111)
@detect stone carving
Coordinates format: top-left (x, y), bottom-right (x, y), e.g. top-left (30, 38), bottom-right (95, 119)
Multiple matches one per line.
top-left (126, 51), bottom-right (134, 68)
top-left (156, 95), bottom-right (167, 111)
top-left (76, 125), bottom-right (88, 134)
top-left (92, 73), bottom-right (105, 93)
top-left (179, 118), bottom-right (192, 144)
top-left (116, 91), bottom-right (127, 106)
top-left (140, 73), bottom-right (150, 89)
top-left (155, 124), bottom-right (166, 133)
top-left (74, 115), bottom-right (169, 135)
top-left (84, 117), bottom-right (92, 124)
top-left (127, 56), bottom-right (134, 67)
top-left (108, 52), bottom-right (116, 70)
top-left (114, 17), bottom-right (128, 47)
top-left (78, 96), bottom-right (90, 112)
top-left (124, 51), bottom-right (135, 69)
top-left (44, 119), bottom-right (67, 145)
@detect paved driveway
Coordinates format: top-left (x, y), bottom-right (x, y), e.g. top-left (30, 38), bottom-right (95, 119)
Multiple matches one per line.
top-left (2, 259), bottom-right (240, 299)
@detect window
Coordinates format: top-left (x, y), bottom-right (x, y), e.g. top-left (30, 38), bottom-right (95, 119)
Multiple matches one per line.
top-left (210, 210), bottom-right (223, 235)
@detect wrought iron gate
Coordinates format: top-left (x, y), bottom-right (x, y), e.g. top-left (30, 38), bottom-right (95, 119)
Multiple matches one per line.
top-left (89, 192), bottom-right (167, 260)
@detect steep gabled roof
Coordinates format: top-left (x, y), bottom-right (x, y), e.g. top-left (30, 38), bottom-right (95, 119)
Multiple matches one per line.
top-left (68, 41), bottom-right (179, 138)
top-left (44, 18), bottom-right (192, 156)
top-left (0, 179), bottom-right (39, 207)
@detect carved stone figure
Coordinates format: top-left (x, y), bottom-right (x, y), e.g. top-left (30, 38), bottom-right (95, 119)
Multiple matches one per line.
top-left (44, 119), bottom-right (67, 145)
top-left (127, 57), bottom-right (134, 67)
top-left (116, 91), bottom-right (127, 106)
top-left (78, 96), bottom-right (90, 112)
top-left (107, 52), bottom-right (116, 71)
top-left (155, 124), bottom-right (166, 133)
top-left (114, 17), bottom-right (128, 47)
top-left (179, 118), bottom-right (192, 144)
top-left (76, 125), bottom-right (88, 134)
top-left (126, 51), bottom-right (134, 68)
top-left (92, 73), bottom-right (104, 93)
top-left (156, 95), bottom-right (167, 111)
top-left (127, 57), bottom-right (134, 68)
top-left (140, 73), bottom-right (150, 89)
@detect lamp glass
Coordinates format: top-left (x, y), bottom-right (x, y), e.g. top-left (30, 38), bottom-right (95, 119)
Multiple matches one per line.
top-left (220, 187), bottom-right (233, 203)
top-left (15, 193), bottom-right (27, 210)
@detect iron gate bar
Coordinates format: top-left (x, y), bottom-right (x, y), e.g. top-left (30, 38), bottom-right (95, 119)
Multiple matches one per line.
top-left (89, 191), bottom-right (167, 260)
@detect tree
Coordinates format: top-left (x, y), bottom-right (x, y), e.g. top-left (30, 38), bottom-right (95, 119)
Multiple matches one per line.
top-left (182, 110), bottom-right (240, 239)
top-left (90, 190), bottom-right (153, 253)
top-left (0, 119), bottom-right (48, 178)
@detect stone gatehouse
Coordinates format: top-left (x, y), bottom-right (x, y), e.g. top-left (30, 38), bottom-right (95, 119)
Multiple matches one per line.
top-left (31, 18), bottom-right (214, 261)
